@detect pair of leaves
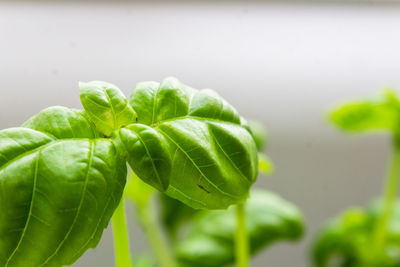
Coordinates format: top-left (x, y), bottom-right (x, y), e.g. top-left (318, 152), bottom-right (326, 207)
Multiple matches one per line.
top-left (312, 200), bottom-right (400, 267)
top-left (176, 190), bottom-right (304, 267)
top-left (0, 77), bottom-right (258, 267)
top-left (85, 78), bottom-right (259, 208)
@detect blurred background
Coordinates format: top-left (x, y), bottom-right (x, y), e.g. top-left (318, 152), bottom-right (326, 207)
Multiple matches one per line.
top-left (1, 0), bottom-right (400, 266)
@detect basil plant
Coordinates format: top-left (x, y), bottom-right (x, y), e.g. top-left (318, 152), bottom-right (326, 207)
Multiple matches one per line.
top-left (0, 77), bottom-right (262, 267)
top-left (312, 89), bottom-right (400, 267)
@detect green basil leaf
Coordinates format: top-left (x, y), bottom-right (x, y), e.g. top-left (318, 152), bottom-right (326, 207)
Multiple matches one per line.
top-left (22, 106), bottom-right (100, 139)
top-left (312, 200), bottom-right (400, 267)
top-left (176, 190), bottom-right (304, 267)
top-left (158, 119), bottom-right (257, 209)
top-left (79, 81), bottom-right (137, 136)
top-left (312, 208), bottom-right (368, 267)
top-left (188, 89), bottom-right (241, 124)
top-left (0, 128), bottom-right (126, 267)
top-left (0, 128), bottom-right (54, 167)
top-left (329, 91), bottom-right (400, 134)
top-left (130, 77), bottom-right (192, 126)
top-left (239, 116), bottom-right (252, 135)
top-left (129, 77), bottom-right (258, 209)
top-left (115, 124), bottom-right (171, 192)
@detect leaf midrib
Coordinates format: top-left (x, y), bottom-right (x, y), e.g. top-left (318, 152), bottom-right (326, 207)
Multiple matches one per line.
top-left (38, 140), bottom-right (95, 266)
top-left (157, 127), bottom-right (239, 200)
top-left (4, 150), bottom-right (41, 266)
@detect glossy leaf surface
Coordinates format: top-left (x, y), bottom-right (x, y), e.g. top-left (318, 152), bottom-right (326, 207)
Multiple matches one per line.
top-left (0, 127), bottom-right (126, 267)
top-left (312, 200), bottom-right (400, 267)
top-left (23, 106), bottom-right (100, 139)
top-left (116, 124), bottom-right (171, 191)
top-left (130, 77), bottom-right (258, 209)
top-left (176, 190), bottom-right (304, 267)
top-left (80, 81), bottom-right (137, 136)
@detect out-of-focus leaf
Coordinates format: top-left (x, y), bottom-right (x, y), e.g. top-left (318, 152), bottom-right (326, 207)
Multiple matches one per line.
top-left (79, 81), bottom-right (137, 136)
top-left (159, 194), bottom-right (197, 240)
top-left (248, 120), bottom-right (268, 151)
top-left (176, 189), bottom-right (304, 267)
top-left (312, 200), bottom-right (400, 267)
top-left (124, 171), bottom-right (155, 209)
top-left (258, 153), bottom-right (274, 175)
top-left (328, 90), bottom-right (400, 134)
top-left (312, 208), bottom-right (369, 267)
top-left (131, 254), bottom-right (155, 267)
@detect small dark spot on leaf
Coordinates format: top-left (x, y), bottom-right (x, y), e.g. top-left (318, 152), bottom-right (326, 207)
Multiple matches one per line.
top-left (198, 184), bottom-right (210, 194)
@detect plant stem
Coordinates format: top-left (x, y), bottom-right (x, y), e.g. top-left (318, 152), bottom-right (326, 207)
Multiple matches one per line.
top-left (373, 139), bottom-right (400, 258)
top-left (235, 202), bottom-right (249, 267)
top-left (112, 198), bottom-right (132, 267)
top-left (135, 197), bottom-right (175, 267)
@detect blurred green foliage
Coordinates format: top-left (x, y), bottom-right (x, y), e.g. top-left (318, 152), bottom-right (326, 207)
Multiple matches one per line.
top-left (176, 190), bottom-right (304, 267)
top-left (329, 89), bottom-right (400, 134)
top-left (312, 200), bottom-right (400, 267)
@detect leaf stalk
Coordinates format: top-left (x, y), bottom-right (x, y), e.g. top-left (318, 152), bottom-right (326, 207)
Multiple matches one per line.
top-left (112, 198), bottom-right (133, 267)
top-left (372, 136), bottom-right (400, 260)
top-left (235, 202), bottom-right (250, 267)
top-left (135, 196), bottom-right (176, 267)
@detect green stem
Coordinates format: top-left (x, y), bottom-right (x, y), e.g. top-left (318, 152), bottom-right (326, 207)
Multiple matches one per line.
top-left (235, 202), bottom-right (249, 267)
top-left (373, 140), bottom-right (400, 258)
top-left (135, 197), bottom-right (175, 267)
top-left (112, 198), bottom-right (132, 267)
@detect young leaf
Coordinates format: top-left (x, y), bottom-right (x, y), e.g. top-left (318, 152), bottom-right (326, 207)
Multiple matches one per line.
top-left (129, 77), bottom-right (259, 209)
top-left (114, 124), bottom-right (172, 192)
top-left (130, 77), bottom-right (192, 126)
top-left (0, 127), bottom-right (126, 267)
top-left (329, 94), bottom-right (400, 134)
top-left (176, 190), bottom-right (304, 267)
top-left (79, 81), bottom-right (137, 136)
